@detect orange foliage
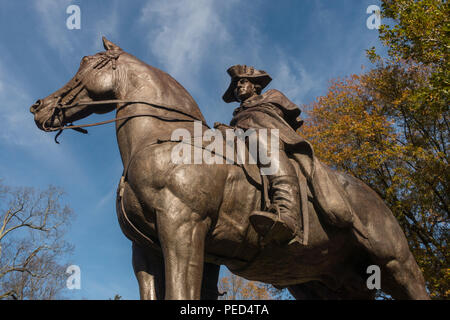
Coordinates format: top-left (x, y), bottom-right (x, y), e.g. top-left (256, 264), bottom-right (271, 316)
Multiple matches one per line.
top-left (300, 60), bottom-right (448, 299)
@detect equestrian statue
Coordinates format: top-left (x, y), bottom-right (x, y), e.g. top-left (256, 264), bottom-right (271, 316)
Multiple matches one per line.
top-left (29, 38), bottom-right (430, 300)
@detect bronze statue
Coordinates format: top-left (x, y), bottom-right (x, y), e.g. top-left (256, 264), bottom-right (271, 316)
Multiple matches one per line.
top-left (222, 65), bottom-right (305, 246)
top-left (30, 38), bottom-right (430, 300)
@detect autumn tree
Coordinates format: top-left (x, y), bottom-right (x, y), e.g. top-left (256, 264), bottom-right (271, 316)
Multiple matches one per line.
top-left (301, 0), bottom-right (448, 298)
top-left (374, 0), bottom-right (448, 102)
top-left (0, 181), bottom-right (74, 299)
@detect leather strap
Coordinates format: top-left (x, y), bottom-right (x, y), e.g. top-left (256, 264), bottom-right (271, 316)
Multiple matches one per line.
top-left (49, 99), bottom-right (210, 143)
top-left (49, 99), bottom-right (209, 132)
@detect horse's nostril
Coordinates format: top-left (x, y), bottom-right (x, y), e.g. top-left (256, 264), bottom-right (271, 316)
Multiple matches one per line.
top-left (30, 99), bottom-right (42, 113)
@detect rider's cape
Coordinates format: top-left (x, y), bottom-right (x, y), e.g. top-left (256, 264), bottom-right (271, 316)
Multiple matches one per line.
top-left (229, 89), bottom-right (357, 230)
top-left (230, 89), bottom-right (304, 145)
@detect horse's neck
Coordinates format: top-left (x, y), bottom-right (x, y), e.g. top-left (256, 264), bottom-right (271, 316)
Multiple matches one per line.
top-left (114, 86), bottom-right (203, 169)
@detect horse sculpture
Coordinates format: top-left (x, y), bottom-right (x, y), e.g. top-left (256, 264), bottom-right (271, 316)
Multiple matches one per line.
top-left (30, 37), bottom-right (430, 300)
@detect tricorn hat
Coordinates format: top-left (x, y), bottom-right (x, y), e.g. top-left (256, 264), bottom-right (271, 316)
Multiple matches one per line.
top-left (222, 65), bottom-right (272, 103)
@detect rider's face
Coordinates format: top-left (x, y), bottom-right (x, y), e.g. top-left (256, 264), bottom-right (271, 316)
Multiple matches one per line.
top-left (234, 78), bottom-right (257, 102)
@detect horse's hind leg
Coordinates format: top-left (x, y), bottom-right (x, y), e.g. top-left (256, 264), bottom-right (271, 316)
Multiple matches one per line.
top-left (379, 252), bottom-right (430, 300)
top-left (358, 211), bottom-right (430, 299)
top-left (132, 242), bottom-right (165, 300)
top-left (361, 235), bottom-right (429, 299)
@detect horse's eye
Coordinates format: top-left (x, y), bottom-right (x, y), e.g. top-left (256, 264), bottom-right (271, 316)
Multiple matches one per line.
top-left (81, 56), bottom-right (90, 64)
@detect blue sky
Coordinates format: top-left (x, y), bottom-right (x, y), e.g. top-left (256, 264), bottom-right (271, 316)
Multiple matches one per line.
top-left (0, 0), bottom-right (383, 299)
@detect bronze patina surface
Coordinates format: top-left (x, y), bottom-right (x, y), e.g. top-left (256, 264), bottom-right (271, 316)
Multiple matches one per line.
top-left (30, 38), bottom-right (429, 300)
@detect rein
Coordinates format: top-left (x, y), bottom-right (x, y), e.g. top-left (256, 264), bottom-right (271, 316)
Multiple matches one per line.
top-left (51, 99), bottom-right (209, 144)
top-left (47, 100), bottom-right (209, 133)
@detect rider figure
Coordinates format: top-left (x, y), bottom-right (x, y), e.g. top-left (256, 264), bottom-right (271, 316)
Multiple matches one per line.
top-left (221, 65), bottom-right (306, 245)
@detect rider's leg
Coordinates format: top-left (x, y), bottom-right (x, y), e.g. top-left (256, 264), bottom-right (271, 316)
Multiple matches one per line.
top-left (249, 149), bottom-right (303, 245)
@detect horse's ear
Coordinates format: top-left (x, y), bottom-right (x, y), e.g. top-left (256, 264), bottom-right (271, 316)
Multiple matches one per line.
top-left (102, 36), bottom-right (122, 51)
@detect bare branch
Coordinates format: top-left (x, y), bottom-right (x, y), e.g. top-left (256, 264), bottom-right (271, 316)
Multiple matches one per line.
top-left (0, 182), bottom-right (74, 300)
top-left (0, 290), bottom-right (17, 300)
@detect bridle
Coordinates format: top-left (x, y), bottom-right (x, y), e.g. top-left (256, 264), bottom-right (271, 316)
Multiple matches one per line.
top-left (43, 49), bottom-right (209, 143)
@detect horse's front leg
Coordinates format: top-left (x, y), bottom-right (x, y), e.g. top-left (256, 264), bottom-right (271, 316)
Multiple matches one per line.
top-left (132, 242), bottom-right (165, 300)
top-left (156, 190), bottom-right (210, 300)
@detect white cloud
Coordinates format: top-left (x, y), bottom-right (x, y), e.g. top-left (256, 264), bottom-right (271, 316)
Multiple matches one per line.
top-left (271, 58), bottom-right (320, 105)
top-left (95, 185), bottom-right (116, 211)
top-left (0, 62), bottom-right (49, 147)
top-left (89, 0), bottom-right (120, 52)
top-left (136, 0), bottom-right (321, 108)
top-left (139, 0), bottom-right (235, 85)
top-left (33, 0), bottom-right (75, 56)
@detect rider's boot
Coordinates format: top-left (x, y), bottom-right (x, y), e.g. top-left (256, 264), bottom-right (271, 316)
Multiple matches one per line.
top-left (249, 175), bottom-right (303, 245)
